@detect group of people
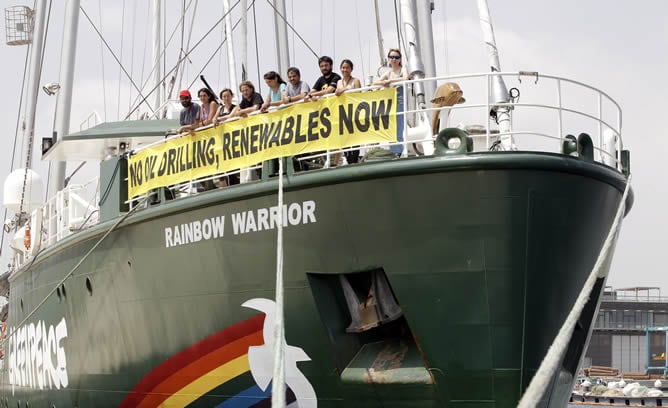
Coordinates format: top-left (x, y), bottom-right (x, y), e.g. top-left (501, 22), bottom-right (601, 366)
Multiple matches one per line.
top-left (178, 49), bottom-right (408, 135)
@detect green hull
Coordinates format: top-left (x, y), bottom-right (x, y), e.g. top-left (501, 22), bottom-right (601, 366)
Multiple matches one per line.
top-left (0, 153), bottom-right (632, 407)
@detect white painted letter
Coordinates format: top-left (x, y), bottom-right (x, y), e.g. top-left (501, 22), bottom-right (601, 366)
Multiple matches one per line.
top-left (212, 216), bottom-right (225, 238)
top-left (55, 318), bottom-right (68, 388)
top-left (164, 227), bottom-right (173, 248)
top-left (303, 200), bottom-right (316, 224)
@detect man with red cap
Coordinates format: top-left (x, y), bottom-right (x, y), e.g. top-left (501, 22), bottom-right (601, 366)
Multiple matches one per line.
top-left (177, 89), bottom-right (201, 134)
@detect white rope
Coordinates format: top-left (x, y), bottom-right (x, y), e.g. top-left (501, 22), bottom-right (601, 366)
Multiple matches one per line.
top-left (517, 174), bottom-right (632, 408)
top-left (272, 158), bottom-right (286, 407)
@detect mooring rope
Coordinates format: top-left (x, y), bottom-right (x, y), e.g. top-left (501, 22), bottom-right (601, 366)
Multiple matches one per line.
top-left (517, 174), bottom-right (632, 408)
top-left (272, 158), bottom-right (286, 407)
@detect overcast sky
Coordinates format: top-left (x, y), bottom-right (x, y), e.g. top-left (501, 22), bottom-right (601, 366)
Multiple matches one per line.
top-left (0, 0), bottom-right (665, 292)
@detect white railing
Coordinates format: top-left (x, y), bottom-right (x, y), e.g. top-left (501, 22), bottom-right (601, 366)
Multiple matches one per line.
top-left (603, 294), bottom-right (668, 303)
top-left (41, 180), bottom-right (100, 246)
top-left (9, 72), bottom-right (625, 265)
top-left (12, 179), bottom-right (100, 269)
top-left (126, 72), bottom-right (624, 208)
top-left (79, 111), bottom-right (102, 131)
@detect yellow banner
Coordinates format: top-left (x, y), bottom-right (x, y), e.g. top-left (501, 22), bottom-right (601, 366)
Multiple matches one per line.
top-left (128, 87), bottom-right (397, 198)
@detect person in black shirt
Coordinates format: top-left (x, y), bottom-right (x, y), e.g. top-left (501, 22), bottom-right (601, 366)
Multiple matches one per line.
top-left (308, 56), bottom-right (341, 100)
top-left (231, 80), bottom-right (264, 117)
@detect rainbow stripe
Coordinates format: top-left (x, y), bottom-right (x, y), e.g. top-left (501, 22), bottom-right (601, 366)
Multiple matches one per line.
top-left (121, 314), bottom-right (265, 407)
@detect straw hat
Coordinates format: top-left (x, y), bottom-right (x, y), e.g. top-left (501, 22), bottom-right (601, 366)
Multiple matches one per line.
top-left (431, 82), bottom-right (466, 106)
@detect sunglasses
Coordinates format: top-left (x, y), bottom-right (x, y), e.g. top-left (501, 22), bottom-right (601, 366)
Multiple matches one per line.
top-left (388, 55), bottom-right (401, 60)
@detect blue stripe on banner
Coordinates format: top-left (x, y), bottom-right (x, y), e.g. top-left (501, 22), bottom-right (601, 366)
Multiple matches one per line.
top-left (215, 385), bottom-right (271, 408)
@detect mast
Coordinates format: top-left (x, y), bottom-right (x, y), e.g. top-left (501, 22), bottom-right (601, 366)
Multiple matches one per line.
top-left (399, 0), bottom-right (426, 108)
top-left (373, 0), bottom-right (385, 67)
top-left (222, 0), bottom-right (238, 94)
top-left (48, 0), bottom-right (81, 195)
top-left (415, 0), bottom-right (436, 101)
top-left (241, 0), bottom-right (247, 81)
top-left (476, 0), bottom-right (515, 150)
top-left (22, 0), bottom-right (48, 169)
top-left (152, 0), bottom-right (162, 112)
top-left (273, 0), bottom-right (290, 75)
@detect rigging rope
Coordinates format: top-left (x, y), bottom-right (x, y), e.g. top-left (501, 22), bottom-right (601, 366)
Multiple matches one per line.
top-left (173, 0), bottom-right (198, 101)
top-left (517, 175), bottom-right (632, 408)
top-left (116, 0), bottom-right (126, 120)
top-left (442, 0), bottom-right (450, 75)
top-left (138, 1), bottom-right (149, 113)
top-left (252, 1), bottom-right (261, 88)
top-left (80, 5), bottom-right (156, 117)
top-left (97, 0), bottom-right (107, 121)
top-left (271, 158), bottom-right (286, 408)
top-left (87, 1), bottom-right (194, 119)
top-left (290, 0), bottom-right (295, 64)
top-left (0, 39), bottom-right (32, 260)
top-left (186, 9), bottom-right (248, 91)
top-left (127, 1), bottom-right (138, 113)
top-left (125, 0), bottom-right (240, 120)
top-left (353, 1), bottom-right (366, 83)
top-left (217, 3), bottom-right (224, 85)
top-left (331, 3), bottom-right (335, 61)
top-left (264, 0), bottom-right (318, 60)
top-left (318, 1), bottom-right (322, 55)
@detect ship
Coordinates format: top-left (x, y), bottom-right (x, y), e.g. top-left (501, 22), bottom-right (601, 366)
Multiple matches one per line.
top-left (0, 1), bottom-right (633, 407)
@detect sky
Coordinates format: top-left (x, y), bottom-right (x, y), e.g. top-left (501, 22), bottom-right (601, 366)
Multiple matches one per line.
top-left (0, 0), bottom-right (665, 292)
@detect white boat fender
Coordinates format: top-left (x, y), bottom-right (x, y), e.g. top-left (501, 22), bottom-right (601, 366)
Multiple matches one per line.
top-left (655, 379), bottom-right (662, 388)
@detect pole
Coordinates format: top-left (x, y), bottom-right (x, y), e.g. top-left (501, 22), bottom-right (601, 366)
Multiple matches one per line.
top-left (415, 0), bottom-right (436, 101)
top-left (399, 0), bottom-right (426, 108)
top-left (48, 0), bottom-right (81, 196)
top-left (223, 0), bottom-right (238, 94)
top-left (476, 0), bottom-right (515, 149)
top-left (152, 0), bottom-right (162, 112)
top-left (22, 0), bottom-right (48, 169)
top-left (273, 0), bottom-right (290, 76)
top-left (373, 0), bottom-right (385, 67)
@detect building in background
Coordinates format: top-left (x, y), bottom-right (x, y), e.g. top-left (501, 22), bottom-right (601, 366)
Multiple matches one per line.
top-left (584, 287), bottom-right (668, 373)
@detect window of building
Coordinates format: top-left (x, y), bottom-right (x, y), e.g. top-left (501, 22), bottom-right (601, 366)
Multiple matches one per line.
top-left (586, 333), bottom-right (612, 367)
top-left (654, 313), bottom-right (668, 326)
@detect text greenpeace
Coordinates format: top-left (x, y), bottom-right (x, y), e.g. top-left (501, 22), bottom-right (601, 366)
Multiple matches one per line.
top-left (128, 87), bottom-right (397, 197)
top-left (8, 318), bottom-right (68, 393)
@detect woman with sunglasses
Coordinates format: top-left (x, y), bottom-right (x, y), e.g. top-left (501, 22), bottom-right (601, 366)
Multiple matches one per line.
top-left (374, 48), bottom-right (408, 87)
top-left (374, 49), bottom-right (408, 156)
